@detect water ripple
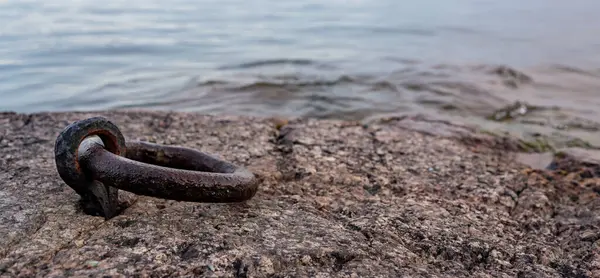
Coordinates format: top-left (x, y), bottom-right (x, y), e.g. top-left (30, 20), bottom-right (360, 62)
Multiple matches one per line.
top-left (1, 0), bottom-right (600, 148)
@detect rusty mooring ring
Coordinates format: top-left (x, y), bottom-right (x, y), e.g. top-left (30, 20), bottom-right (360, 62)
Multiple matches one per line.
top-left (54, 117), bottom-right (259, 219)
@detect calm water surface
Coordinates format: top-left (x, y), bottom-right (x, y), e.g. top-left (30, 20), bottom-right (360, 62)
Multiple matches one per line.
top-left (1, 0), bottom-right (600, 146)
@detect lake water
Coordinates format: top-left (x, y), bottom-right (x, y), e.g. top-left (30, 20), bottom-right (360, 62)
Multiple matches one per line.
top-left (1, 0), bottom-right (600, 147)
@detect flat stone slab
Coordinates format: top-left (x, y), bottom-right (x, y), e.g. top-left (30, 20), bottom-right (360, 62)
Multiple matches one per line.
top-left (0, 110), bottom-right (598, 277)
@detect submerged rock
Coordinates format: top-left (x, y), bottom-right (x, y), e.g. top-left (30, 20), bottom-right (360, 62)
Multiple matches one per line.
top-left (488, 101), bottom-right (538, 122)
top-left (0, 110), bottom-right (597, 277)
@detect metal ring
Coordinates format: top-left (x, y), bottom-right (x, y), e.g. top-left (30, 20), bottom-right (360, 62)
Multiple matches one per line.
top-left (55, 117), bottom-right (259, 219)
top-left (79, 140), bottom-right (259, 203)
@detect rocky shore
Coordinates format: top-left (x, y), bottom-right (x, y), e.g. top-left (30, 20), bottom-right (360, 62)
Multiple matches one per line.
top-left (0, 110), bottom-right (598, 277)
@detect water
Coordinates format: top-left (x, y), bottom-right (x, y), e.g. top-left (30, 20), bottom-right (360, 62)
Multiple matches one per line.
top-left (2, 0), bottom-right (600, 147)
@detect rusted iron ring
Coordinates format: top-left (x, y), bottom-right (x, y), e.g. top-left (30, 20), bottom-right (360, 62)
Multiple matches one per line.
top-left (54, 117), bottom-right (259, 219)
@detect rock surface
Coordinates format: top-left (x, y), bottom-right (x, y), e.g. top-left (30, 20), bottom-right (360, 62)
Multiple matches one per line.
top-left (0, 110), bottom-right (598, 277)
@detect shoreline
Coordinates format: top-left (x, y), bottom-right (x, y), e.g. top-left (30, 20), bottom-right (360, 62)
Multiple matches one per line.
top-left (1, 109), bottom-right (598, 277)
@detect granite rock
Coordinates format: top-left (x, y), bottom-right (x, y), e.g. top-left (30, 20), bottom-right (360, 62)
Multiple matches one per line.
top-left (0, 110), bottom-right (598, 277)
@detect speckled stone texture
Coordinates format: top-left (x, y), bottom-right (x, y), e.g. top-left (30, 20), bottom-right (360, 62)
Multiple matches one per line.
top-left (0, 110), bottom-right (598, 277)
